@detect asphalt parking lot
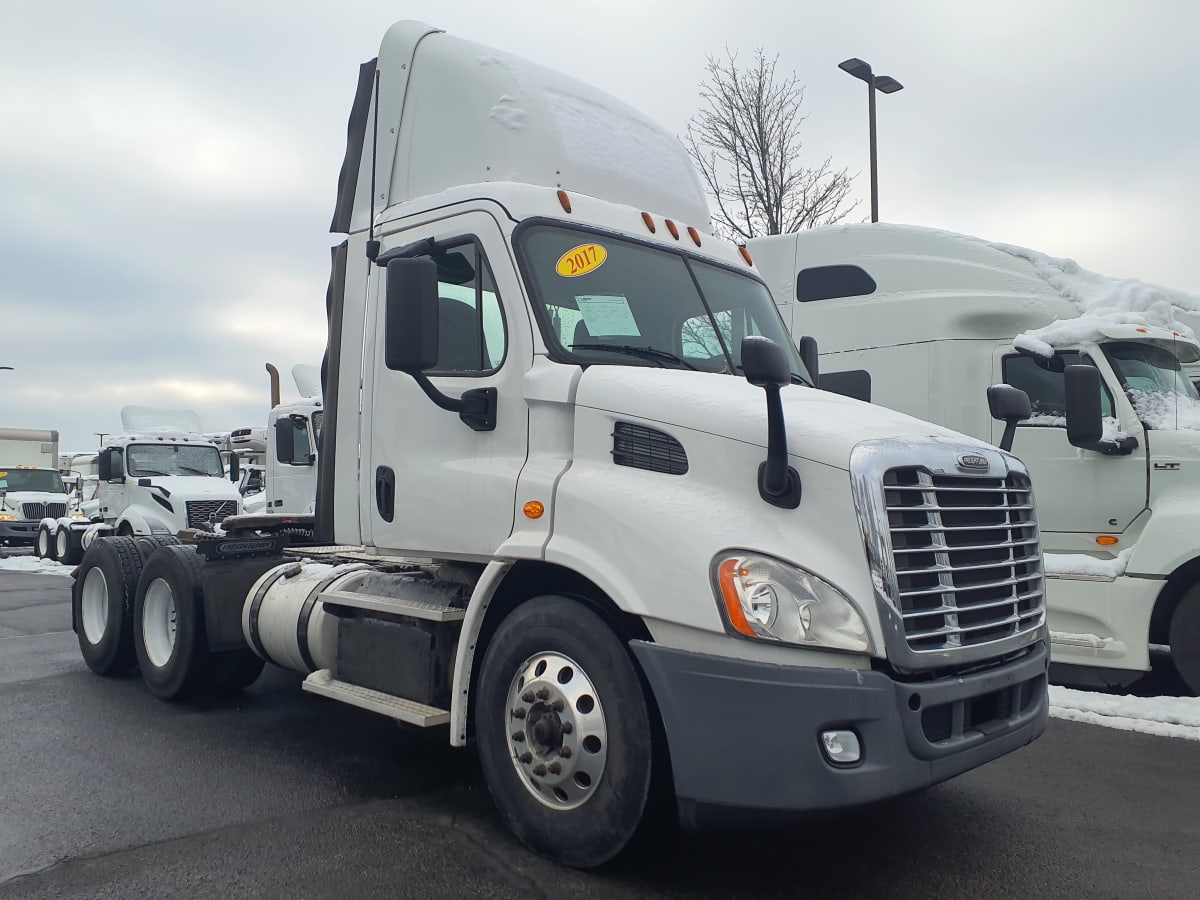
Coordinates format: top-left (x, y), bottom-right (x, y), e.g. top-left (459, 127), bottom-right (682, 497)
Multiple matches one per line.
top-left (1, 570), bottom-right (1197, 899)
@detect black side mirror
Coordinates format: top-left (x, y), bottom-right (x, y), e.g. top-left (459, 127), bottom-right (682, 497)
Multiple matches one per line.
top-left (229, 452), bottom-right (241, 482)
top-left (97, 450), bottom-right (112, 482)
top-left (741, 336), bottom-right (801, 509)
top-left (797, 335), bottom-right (820, 385)
top-left (385, 257), bottom-right (440, 372)
top-left (1064, 365), bottom-right (1139, 456)
top-left (987, 384), bottom-right (1032, 452)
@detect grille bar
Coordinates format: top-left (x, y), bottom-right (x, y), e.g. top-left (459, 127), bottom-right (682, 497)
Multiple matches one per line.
top-left (20, 502), bottom-right (68, 519)
top-left (884, 468), bottom-right (1045, 653)
top-left (185, 500), bottom-right (238, 529)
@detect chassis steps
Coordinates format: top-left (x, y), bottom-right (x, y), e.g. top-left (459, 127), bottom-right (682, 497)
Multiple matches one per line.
top-left (302, 669), bottom-right (450, 727)
top-left (318, 588), bottom-right (466, 622)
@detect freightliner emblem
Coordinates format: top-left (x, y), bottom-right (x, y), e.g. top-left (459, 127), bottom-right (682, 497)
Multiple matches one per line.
top-left (957, 454), bottom-right (990, 470)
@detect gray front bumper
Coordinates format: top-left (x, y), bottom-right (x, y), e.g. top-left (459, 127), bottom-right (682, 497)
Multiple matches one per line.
top-left (0, 520), bottom-right (39, 542)
top-left (630, 639), bottom-right (1048, 824)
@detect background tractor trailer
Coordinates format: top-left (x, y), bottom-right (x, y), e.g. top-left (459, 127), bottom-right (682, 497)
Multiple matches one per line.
top-left (751, 222), bottom-right (1200, 695)
top-left (70, 22), bottom-right (1049, 867)
top-left (39, 407), bottom-right (243, 564)
top-left (0, 427), bottom-right (70, 547)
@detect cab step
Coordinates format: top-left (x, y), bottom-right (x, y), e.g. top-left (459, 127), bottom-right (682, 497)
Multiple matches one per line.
top-left (318, 589), bottom-right (467, 622)
top-left (302, 669), bottom-right (450, 726)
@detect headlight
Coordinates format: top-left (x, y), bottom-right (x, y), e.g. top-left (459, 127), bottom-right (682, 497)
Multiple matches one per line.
top-left (0, 514), bottom-right (15, 521)
top-left (714, 553), bottom-right (873, 654)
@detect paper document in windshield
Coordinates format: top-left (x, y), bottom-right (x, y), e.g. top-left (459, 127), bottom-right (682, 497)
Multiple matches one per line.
top-left (575, 294), bottom-right (640, 337)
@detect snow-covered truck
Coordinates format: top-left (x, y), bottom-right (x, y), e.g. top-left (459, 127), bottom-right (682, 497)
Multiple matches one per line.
top-left (70, 22), bottom-right (1049, 867)
top-left (752, 223), bottom-right (1200, 695)
top-left (41, 407), bottom-right (242, 564)
top-left (0, 427), bottom-right (73, 547)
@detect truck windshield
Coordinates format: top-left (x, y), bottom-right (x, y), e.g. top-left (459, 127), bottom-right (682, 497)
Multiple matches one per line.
top-left (517, 224), bottom-right (811, 383)
top-left (0, 469), bottom-right (65, 493)
top-left (1104, 341), bottom-right (1200, 430)
top-left (127, 444), bottom-right (224, 477)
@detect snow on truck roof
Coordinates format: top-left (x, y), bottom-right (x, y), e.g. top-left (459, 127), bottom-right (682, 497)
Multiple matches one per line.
top-left (757, 223), bottom-right (1200, 358)
top-left (333, 21), bottom-right (710, 238)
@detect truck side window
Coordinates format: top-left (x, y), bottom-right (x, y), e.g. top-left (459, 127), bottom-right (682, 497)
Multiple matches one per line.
top-left (1003, 353), bottom-right (1114, 423)
top-left (422, 240), bottom-right (507, 374)
top-left (277, 418), bottom-right (312, 466)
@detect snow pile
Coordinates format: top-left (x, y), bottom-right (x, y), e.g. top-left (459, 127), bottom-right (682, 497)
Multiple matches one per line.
top-left (1049, 631), bottom-right (1115, 650)
top-left (0, 556), bottom-right (73, 576)
top-left (995, 242), bottom-right (1200, 357)
top-left (1128, 387), bottom-right (1200, 431)
top-left (1043, 548), bottom-right (1132, 578)
top-left (1050, 686), bottom-right (1200, 741)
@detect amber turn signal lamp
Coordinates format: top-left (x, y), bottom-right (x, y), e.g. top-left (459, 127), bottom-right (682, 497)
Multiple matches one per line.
top-left (665, 219), bottom-right (680, 239)
top-left (523, 501), bottom-right (545, 520)
top-left (716, 559), bottom-right (756, 637)
top-left (641, 212), bottom-right (656, 233)
top-left (557, 190), bottom-right (572, 213)
top-left (1096, 535), bottom-right (1119, 546)
top-left (687, 226), bottom-right (701, 246)
top-left (738, 245), bottom-right (753, 266)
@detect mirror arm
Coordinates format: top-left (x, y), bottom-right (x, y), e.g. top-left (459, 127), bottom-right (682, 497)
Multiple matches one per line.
top-left (757, 384), bottom-right (802, 509)
top-left (999, 422), bottom-right (1018, 453)
top-left (410, 371), bottom-right (497, 432)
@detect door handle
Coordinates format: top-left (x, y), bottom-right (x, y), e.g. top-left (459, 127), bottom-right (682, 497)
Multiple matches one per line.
top-left (375, 466), bottom-right (395, 523)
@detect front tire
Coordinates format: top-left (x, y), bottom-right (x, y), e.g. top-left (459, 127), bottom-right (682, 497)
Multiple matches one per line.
top-left (1169, 587), bottom-right (1200, 695)
top-left (133, 546), bottom-right (211, 700)
top-left (475, 596), bottom-right (658, 868)
top-left (72, 537), bottom-right (145, 675)
top-left (35, 524), bottom-right (55, 561)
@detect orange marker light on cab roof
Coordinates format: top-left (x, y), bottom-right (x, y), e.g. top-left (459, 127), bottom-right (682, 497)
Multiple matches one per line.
top-left (1096, 535), bottom-right (1119, 546)
top-left (523, 500), bottom-right (545, 520)
top-left (738, 244), bottom-right (754, 266)
top-left (665, 219), bottom-right (680, 240)
top-left (687, 226), bottom-right (701, 247)
top-left (557, 190), bottom-right (572, 213)
top-left (1136, 327), bottom-right (1148, 333)
top-left (641, 212), bottom-right (656, 233)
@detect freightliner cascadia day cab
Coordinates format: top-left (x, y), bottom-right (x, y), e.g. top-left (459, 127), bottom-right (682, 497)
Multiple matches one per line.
top-left (39, 406), bottom-right (243, 564)
top-left (70, 24), bottom-right (1049, 866)
top-left (752, 223), bottom-right (1200, 695)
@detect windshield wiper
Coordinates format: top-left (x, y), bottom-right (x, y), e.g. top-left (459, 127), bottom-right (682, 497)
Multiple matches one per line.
top-left (570, 344), bottom-right (699, 371)
top-left (178, 465), bottom-right (214, 476)
top-left (133, 469), bottom-right (168, 476)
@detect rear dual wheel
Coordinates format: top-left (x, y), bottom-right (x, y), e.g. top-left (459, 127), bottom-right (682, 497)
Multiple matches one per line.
top-left (73, 537), bottom-right (144, 675)
top-left (56, 527), bottom-right (83, 566)
top-left (35, 525), bottom-right (56, 561)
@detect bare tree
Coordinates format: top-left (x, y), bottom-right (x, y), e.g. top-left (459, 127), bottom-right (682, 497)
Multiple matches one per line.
top-left (686, 49), bottom-right (858, 241)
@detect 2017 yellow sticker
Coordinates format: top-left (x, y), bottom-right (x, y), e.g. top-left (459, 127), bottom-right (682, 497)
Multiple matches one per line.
top-left (555, 243), bottom-right (607, 277)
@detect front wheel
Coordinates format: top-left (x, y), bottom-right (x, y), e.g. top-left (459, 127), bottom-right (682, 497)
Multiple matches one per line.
top-left (475, 596), bottom-right (660, 868)
top-left (1169, 587), bottom-right (1200, 695)
top-left (35, 524), bottom-right (56, 561)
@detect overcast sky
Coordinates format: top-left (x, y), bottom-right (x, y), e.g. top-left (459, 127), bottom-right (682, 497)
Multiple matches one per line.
top-left (3, 0), bottom-right (1198, 451)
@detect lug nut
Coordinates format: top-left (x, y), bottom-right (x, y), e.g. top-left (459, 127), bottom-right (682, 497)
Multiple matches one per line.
top-left (519, 751), bottom-right (533, 764)
top-left (552, 699), bottom-right (565, 712)
top-left (559, 746), bottom-right (572, 758)
top-left (560, 722), bottom-right (573, 734)
top-left (512, 731), bottom-right (525, 742)
top-left (511, 707), bottom-right (526, 719)
top-left (533, 764), bottom-right (547, 777)
top-left (521, 691), bottom-right (534, 703)
top-left (548, 762), bottom-right (562, 775)
top-left (535, 687), bottom-right (550, 701)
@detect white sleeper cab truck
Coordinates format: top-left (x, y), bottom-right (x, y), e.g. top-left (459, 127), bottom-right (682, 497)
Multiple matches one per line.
top-left (70, 23), bottom-right (1048, 867)
top-left (0, 427), bottom-right (72, 547)
top-left (41, 407), bottom-right (242, 565)
top-left (752, 222), bottom-right (1200, 695)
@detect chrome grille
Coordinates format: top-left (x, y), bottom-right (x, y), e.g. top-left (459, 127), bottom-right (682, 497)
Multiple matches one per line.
top-left (21, 502), bottom-right (67, 519)
top-left (884, 468), bottom-right (1044, 653)
top-left (186, 500), bottom-right (238, 529)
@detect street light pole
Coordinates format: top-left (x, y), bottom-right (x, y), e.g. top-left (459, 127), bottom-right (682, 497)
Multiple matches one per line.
top-left (838, 58), bottom-right (903, 223)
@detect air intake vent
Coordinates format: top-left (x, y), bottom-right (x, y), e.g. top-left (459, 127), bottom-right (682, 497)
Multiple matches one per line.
top-left (612, 422), bottom-right (687, 475)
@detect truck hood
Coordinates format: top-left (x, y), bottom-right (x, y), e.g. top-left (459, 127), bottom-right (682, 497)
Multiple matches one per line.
top-left (0, 490), bottom-right (68, 511)
top-left (132, 476), bottom-right (241, 501)
top-left (574, 368), bottom-right (981, 471)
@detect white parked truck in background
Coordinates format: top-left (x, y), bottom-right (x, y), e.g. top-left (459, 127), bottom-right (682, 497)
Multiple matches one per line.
top-left (70, 23), bottom-right (1049, 867)
top-left (0, 427), bottom-right (72, 547)
top-left (752, 222), bottom-right (1200, 695)
top-left (40, 406), bottom-right (242, 564)
top-left (241, 363), bottom-right (323, 516)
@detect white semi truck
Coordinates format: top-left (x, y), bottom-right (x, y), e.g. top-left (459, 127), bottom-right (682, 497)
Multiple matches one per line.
top-left (70, 23), bottom-right (1049, 867)
top-left (752, 223), bottom-right (1200, 695)
top-left (41, 407), bottom-right (243, 564)
top-left (0, 427), bottom-right (72, 547)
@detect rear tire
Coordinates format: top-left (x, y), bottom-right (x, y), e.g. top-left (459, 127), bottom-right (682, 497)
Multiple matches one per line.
top-left (72, 537), bottom-right (145, 675)
top-left (133, 545), bottom-right (211, 701)
top-left (1169, 587), bottom-right (1200, 695)
top-left (56, 526), bottom-right (83, 566)
top-left (35, 525), bottom-right (55, 561)
top-left (475, 595), bottom-right (658, 868)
